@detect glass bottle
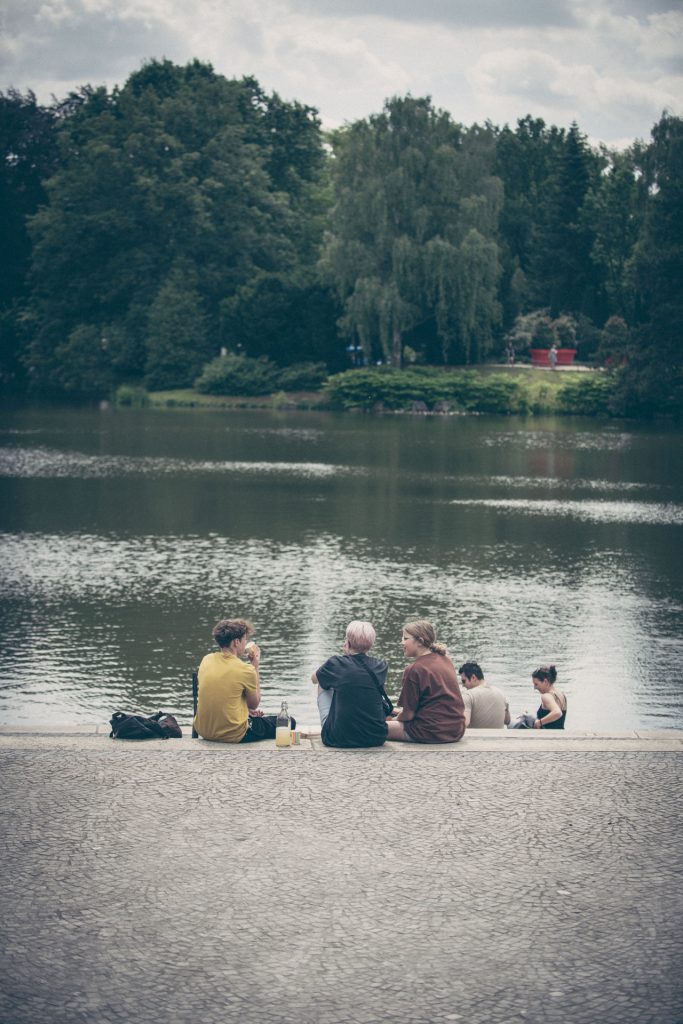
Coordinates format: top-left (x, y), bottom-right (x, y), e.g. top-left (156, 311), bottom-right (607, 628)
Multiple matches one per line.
top-left (275, 701), bottom-right (291, 747)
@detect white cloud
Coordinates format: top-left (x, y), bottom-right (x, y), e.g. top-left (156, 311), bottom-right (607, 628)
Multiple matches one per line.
top-left (284, 0), bottom-right (580, 29)
top-left (0, 0), bottom-right (681, 146)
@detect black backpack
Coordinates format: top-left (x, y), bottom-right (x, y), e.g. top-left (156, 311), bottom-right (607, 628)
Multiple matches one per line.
top-left (109, 711), bottom-right (183, 740)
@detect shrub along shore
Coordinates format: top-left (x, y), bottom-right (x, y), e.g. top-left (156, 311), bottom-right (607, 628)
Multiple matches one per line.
top-left (120, 364), bottom-right (620, 418)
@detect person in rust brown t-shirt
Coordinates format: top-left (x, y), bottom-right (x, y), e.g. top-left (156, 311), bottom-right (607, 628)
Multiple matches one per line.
top-left (387, 619), bottom-right (465, 744)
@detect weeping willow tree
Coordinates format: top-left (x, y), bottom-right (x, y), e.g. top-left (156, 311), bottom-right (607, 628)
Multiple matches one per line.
top-left (321, 96), bottom-right (502, 366)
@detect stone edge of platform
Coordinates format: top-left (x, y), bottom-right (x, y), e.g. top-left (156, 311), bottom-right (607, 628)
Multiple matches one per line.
top-left (1, 726), bottom-right (682, 753)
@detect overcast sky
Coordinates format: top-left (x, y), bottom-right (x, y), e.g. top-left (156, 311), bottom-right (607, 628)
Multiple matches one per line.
top-left (1, 0), bottom-right (681, 148)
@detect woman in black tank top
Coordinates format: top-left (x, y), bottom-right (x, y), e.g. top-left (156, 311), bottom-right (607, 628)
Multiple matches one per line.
top-left (531, 665), bottom-right (567, 729)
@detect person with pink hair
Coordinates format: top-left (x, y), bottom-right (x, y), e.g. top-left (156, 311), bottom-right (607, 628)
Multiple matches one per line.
top-left (312, 621), bottom-right (391, 748)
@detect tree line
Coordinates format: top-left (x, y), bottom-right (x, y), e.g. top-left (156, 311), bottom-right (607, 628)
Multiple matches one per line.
top-left (1, 59), bottom-right (681, 415)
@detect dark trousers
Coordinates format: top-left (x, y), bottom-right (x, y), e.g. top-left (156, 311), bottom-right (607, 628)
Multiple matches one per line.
top-left (240, 714), bottom-right (297, 743)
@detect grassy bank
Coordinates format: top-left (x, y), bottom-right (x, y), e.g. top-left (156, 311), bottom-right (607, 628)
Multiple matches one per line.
top-left (131, 365), bottom-right (617, 417)
top-left (144, 389), bottom-right (328, 411)
top-left (324, 365), bottom-right (616, 415)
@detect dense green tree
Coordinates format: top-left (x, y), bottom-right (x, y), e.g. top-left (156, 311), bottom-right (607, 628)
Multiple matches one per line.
top-left (583, 148), bottom-right (647, 320)
top-left (224, 78), bottom-right (342, 369)
top-left (220, 276), bottom-right (344, 370)
top-left (322, 96), bottom-right (502, 366)
top-left (530, 122), bottom-right (604, 318)
top-left (24, 61), bottom-right (322, 394)
top-left (4, 65), bottom-right (679, 408)
top-left (144, 263), bottom-right (212, 389)
top-left (493, 116), bottom-right (565, 327)
top-left (613, 114), bottom-right (683, 416)
top-left (0, 89), bottom-right (59, 384)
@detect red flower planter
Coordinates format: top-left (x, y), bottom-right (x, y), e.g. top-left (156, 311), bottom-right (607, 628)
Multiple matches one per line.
top-left (530, 348), bottom-right (577, 367)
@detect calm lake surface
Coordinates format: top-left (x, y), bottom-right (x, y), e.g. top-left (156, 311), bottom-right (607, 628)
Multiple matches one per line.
top-left (1, 405), bottom-right (682, 731)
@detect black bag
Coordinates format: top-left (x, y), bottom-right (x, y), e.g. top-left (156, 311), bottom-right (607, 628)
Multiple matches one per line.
top-left (109, 710), bottom-right (183, 740)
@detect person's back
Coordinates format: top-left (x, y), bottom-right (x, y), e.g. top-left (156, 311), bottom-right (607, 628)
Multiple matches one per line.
top-left (318, 652), bottom-right (388, 748)
top-left (400, 652), bottom-right (465, 743)
top-left (459, 662), bottom-right (510, 729)
top-left (463, 683), bottom-right (508, 728)
top-left (195, 649), bottom-right (257, 743)
top-left (313, 621), bottom-right (389, 749)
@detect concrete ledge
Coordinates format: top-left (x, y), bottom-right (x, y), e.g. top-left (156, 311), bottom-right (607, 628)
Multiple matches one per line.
top-left (1, 726), bottom-right (682, 752)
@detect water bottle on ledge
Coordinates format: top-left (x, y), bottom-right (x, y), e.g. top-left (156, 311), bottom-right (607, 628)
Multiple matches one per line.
top-left (276, 701), bottom-right (291, 747)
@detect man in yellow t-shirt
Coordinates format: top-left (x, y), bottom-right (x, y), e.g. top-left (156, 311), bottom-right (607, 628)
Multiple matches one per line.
top-left (194, 617), bottom-right (295, 743)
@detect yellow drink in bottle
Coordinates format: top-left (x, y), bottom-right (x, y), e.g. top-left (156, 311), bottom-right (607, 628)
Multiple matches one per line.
top-left (275, 701), bottom-right (291, 747)
top-left (276, 725), bottom-right (291, 747)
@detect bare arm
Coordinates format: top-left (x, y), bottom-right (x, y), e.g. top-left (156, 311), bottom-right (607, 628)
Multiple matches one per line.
top-left (245, 646), bottom-right (261, 710)
top-left (504, 702), bottom-right (511, 726)
top-left (396, 672), bottom-right (417, 722)
top-left (461, 692), bottom-right (471, 727)
top-left (311, 672), bottom-right (319, 686)
top-left (397, 706), bottom-right (415, 722)
top-left (533, 692), bottom-right (562, 727)
top-left (245, 678), bottom-right (261, 710)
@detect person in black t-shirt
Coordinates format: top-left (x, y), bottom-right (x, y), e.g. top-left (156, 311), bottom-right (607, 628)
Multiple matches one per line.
top-left (312, 621), bottom-right (389, 748)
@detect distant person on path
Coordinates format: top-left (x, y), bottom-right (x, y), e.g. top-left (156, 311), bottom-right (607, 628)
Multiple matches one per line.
top-left (531, 665), bottom-right (567, 729)
top-left (386, 620), bottom-right (465, 743)
top-left (505, 341), bottom-right (515, 365)
top-left (312, 621), bottom-right (390, 748)
top-left (194, 618), bottom-right (294, 743)
top-left (459, 662), bottom-right (510, 728)
top-left (548, 343), bottom-right (558, 370)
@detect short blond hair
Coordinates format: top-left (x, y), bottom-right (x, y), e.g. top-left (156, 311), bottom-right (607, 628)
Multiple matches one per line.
top-left (345, 620), bottom-right (376, 653)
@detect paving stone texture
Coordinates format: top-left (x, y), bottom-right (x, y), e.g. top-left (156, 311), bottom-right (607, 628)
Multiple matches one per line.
top-left (0, 733), bottom-right (682, 1024)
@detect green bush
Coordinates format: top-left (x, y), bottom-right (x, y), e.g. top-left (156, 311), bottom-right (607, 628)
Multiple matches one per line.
top-left (453, 374), bottom-right (527, 414)
top-left (324, 369), bottom-right (526, 414)
top-left (114, 385), bottom-right (150, 407)
top-left (529, 382), bottom-right (555, 415)
top-left (275, 362), bottom-right (328, 391)
top-left (324, 369), bottom-right (436, 409)
top-left (194, 354), bottom-right (280, 395)
top-left (556, 374), bottom-right (617, 416)
top-left (195, 356), bottom-right (329, 395)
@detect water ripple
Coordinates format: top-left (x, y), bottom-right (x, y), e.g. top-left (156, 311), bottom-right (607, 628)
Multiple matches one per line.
top-left (449, 498), bottom-right (683, 526)
top-left (481, 430), bottom-right (633, 452)
top-left (452, 474), bottom-right (651, 493)
top-left (1, 530), bottom-right (681, 729)
top-left (0, 446), bottom-right (356, 480)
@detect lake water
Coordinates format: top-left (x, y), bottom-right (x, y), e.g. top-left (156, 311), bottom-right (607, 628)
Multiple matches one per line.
top-left (1, 405), bottom-right (682, 731)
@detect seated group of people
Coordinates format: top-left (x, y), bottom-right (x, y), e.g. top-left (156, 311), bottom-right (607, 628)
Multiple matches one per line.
top-left (193, 616), bottom-right (567, 747)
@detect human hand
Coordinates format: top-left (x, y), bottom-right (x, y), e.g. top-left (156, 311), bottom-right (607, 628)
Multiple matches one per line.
top-left (248, 709), bottom-right (265, 718)
top-left (245, 642), bottom-right (260, 668)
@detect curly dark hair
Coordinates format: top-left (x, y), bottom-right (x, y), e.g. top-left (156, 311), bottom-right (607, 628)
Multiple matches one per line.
top-left (212, 618), bottom-right (254, 649)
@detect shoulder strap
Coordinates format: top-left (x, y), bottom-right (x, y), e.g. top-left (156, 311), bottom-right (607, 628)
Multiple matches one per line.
top-left (357, 658), bottom-right (394, 715)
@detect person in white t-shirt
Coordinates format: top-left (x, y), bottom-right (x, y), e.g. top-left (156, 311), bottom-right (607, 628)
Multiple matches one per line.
top-left (458, 662), bottom-right (510, 729)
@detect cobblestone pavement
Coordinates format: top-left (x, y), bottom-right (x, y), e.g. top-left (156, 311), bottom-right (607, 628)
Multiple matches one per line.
top-left (0, 734), bottom-right (682, 1024)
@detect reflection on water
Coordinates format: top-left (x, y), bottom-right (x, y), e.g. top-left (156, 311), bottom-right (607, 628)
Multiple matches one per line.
top-left (0, 446), bottom-right (357, 480)
top-left (481, 429), bottom-right (633, 451)
top-left (450, 499), bottom-right (683, 526)
top-left (0, 407), bottom-right (681, 731)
